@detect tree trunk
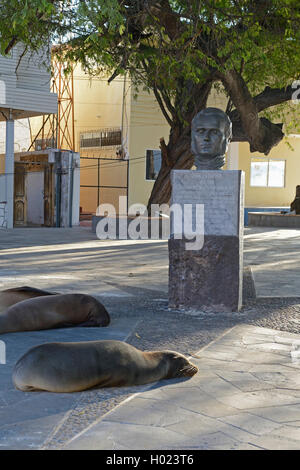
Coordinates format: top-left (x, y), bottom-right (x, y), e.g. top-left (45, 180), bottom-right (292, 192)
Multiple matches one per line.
top-left (146, 132), bottom-right (193, 211)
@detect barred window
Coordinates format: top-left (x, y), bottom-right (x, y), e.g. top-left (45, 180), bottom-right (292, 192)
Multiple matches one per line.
top-left (80, 128), bottom-right (121, 148)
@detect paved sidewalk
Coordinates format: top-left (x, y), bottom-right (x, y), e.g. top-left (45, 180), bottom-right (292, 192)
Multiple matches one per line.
top-left (65, 325), bottom-right (300, 450)
top-left (0, 225), bottom-right (299, 297)
top-left (0, 319), bottom-right (138, 450)
top-left (243, 227), bottom-right (300, 297)
top-left (1, 225), bottom-right (300, 449)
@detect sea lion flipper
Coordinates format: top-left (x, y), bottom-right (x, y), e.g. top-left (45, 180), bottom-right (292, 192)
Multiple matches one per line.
top-left (75, 320), bottom-right (101, 327)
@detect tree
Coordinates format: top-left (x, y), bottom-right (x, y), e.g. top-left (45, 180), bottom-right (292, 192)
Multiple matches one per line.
top-left (0, 1), bottom-right (71, 55)
top-left (1, 0), bottom-right (300, 207)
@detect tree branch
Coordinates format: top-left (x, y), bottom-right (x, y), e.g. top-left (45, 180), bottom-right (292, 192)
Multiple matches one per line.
top-left (153, 85), bottom-right (174, 127)
top-left (222, 69), bottom-right (284, 154)
top-left (4, 37), bottom-right (18, 55)
top-left (157, 86), bottom-right (176, 118)
top-left (227, 83), bottom-right (297, 145)
top-left (159, 137), bottom-right (173, 167)
top-left (254, 85), bottom-right (297, 112)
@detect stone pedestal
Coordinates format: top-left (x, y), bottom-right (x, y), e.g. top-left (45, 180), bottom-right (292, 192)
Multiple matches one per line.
top-left (168, 170), bottom-right (244, 312)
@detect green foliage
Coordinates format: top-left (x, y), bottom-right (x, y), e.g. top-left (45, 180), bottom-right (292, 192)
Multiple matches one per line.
top-left (1, 0), bottom-right (300, 130)
top-left (0, 1), bottom-right (67, 54)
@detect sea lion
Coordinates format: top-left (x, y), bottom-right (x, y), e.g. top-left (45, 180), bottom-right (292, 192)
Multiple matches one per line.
top-left (12, 340), bottom-right (198, 392)
top-left (0, 293), bottom-right (110, 334)
top-left (291, 185), bottom-right (300, 214)
top-left (0, 286), bottom-right (58, 312)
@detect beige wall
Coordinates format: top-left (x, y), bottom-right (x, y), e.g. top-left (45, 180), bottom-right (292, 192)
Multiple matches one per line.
top-left (206, 87), bottom-right (228, 111)
top-left (239, 136), bottom-right (300, 207)
top-left (0, 154), bottom-right (4, 174)
top-left (128, 89), bottom-right (170, 209)
top-left (73, 66), bottom-right (124, 152)
top-left (69, 66), bottom-right (129, 212)
top-left (73, 66), bottom-right (126, 213)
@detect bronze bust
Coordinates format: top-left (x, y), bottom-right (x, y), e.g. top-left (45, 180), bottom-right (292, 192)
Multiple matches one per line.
top-left (191, 107), bottom-right (232, 170)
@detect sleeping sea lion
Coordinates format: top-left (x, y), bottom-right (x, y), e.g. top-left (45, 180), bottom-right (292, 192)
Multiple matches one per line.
top-left (12, 340), bottom-right (198, 392)
top-left (0, 286), bottom-right (58, 312)
top-left (0, 293), bottom-right (110, 334)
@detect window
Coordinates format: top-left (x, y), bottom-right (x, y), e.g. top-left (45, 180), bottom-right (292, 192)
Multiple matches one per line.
top-left (80, 128), bottom-right (121, 148)
top-left (250, 158), bottom-right (285, 187)
top-left (146, 150), bottom-right (162, 180)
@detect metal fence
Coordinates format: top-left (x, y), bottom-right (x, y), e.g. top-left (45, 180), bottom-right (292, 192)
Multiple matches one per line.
top-left (80, 156), bottom-right (128, 211)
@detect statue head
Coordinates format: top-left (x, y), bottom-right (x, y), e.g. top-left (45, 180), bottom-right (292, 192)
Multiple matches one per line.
top-left (191, 107), bottom-right (232, 170)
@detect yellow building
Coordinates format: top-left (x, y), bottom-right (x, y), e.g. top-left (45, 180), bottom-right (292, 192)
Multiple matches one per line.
top-left (73, 66), bottom-right (173, 215)
top-left (30, 64), bottom-right (171, 216)
top-left (72, 67), bottom-right (129, 214)
top-left (30, 66), bottom-right (300, 220)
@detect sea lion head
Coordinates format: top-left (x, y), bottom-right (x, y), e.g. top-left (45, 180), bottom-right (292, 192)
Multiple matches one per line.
top-left (91, 298), bottom-right (111, 326)
top-left (160, 351), bottom-right (198, 379)
top-left (80, 295), bottom-right (111, 326)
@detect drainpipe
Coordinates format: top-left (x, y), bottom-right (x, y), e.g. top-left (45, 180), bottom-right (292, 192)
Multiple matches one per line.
top-left (69, 152), bottom-right (74, 227)
top-left (121, 74), bottom-right (126, 153)
top-left (5, 109), bottom-right (14, 229)
top-left (56, 152), bottom-right (61, 227)
top-left (121, 74), bottom-right (129, 214)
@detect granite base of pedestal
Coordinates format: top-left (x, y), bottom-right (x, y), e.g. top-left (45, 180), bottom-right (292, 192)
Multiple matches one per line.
top-left (168, 236), bottom-right (243, 312)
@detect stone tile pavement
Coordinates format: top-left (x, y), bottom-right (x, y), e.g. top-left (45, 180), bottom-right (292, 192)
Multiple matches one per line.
top-left (0, 318), bottom-right (138, 450)
top-left (243, 227), bottom-right (300, 297)
top-left (0, 225), bottom-right (299, 298)
top-left (65, 325), bottom-right (300, 450)
top-left (1, 226), bottom-right (300, 449)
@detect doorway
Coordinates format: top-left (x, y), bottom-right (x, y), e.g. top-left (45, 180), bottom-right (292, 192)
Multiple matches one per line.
top-left (26, 171), bottom-right (44, 225)
top-left (14, 162), bottom-right (54, 227)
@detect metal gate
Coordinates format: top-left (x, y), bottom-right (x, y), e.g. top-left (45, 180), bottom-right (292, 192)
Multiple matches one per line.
top-left (80, 156), bottom-right (128, 214)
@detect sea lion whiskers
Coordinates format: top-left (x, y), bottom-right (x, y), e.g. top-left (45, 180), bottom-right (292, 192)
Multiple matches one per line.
top-left (147, 350), bottom-right (198, 380)
top-left (175, 364), bottom-right (198, 378)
